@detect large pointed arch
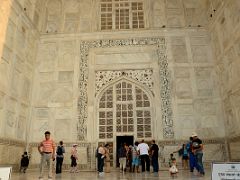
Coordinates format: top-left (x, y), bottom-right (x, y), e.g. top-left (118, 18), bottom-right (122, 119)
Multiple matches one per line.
top-left (96, 76), bottom-right (153, 140)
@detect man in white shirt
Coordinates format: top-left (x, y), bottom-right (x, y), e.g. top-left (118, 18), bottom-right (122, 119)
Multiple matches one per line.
top-left (137, 139), bottom-right (150, 172)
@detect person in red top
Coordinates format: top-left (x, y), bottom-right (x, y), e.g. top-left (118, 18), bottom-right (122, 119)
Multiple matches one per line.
top-left (38, 131), bottom-right (56, 179)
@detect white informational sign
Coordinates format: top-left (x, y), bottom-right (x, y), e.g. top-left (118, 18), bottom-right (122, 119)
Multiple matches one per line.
top-left (0, 167), bottom-right (12, 180)
top-left (212, 162), bottom-right (240, 180)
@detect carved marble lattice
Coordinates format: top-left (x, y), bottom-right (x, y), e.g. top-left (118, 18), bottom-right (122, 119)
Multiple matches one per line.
top-left (98, 80), bottom-right (152, 139)
top-left (95, 69), bottom-right (153, 94)
top-left (78, 37), bottom-right (174, 140)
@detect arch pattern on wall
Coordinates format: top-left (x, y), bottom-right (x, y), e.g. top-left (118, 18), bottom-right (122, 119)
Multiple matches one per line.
top-left (78, 37), bottom-right (174, 140)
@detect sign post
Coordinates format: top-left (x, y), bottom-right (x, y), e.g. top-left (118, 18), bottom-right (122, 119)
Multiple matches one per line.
top-left (0, 167), bottom-right (12, 180)
top-left (212, 162), bottom-right (240, 180)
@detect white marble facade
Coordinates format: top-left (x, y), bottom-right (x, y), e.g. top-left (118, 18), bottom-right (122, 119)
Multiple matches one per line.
top-left (0, 0), bottom-right (240, 170)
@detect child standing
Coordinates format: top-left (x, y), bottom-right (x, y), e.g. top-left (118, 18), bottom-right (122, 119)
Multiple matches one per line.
top-left (169, 153), bottom-right (178, 178)
top-left (70, 144), bottom-right (78, 173)
top-left (20, 151), bottom-right (30, 173)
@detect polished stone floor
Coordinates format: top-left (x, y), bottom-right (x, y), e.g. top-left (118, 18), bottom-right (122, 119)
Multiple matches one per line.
top-left (11, 169), bottom-right (210, 180)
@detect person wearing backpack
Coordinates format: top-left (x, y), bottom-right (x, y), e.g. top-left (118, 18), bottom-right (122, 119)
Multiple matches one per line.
top-left (56, 141), bottom-right (65, 174)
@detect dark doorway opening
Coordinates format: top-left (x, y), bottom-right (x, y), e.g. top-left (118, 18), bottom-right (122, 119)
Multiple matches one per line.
top-left (116, 136), bottom-right (134, 167)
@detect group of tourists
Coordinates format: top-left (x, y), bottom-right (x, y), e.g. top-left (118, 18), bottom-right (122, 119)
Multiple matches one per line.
top-left (170, 132), bottom-right (205, 177)
top-left (96, 139), bottom-right (159, 176)
top-left (20, 131), bottom-right (204, 179)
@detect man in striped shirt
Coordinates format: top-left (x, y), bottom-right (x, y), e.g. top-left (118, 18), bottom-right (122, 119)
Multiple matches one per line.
top-left (38, 131), bottom-right (56, 179)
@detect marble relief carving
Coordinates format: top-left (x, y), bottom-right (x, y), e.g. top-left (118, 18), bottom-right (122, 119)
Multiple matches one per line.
top-left (79, 37), bottom-right (174, 140)
top-left (17, 116), bottom-right (26, 139)
top-left (0, 61), bottom-right (10, 91)
top-left (45, 0), bottom-right (62, 33)
top-left (0, 92), bottom-right (4, 109)
top-left (95, 69), bottom-right (153, 94)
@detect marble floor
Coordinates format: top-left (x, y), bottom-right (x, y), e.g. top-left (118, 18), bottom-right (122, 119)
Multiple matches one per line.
top-left (11, 169), bottom-right (211, 180)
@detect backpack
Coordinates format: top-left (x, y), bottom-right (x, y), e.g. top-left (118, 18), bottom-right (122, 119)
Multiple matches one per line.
top-left (57, 146), bottom-right (63, 155)
top-left (21, 155), bottom-right (29, 167)
top-left (178, 148), bottom-right (183, 156)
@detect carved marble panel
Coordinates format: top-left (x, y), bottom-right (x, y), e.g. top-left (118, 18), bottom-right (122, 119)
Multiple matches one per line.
top-left (5, 97), bottom-right (17, 113)
top-left (211, 29), bottom-right (222, 60)
top-left (177, 104), bottom-right (193, 115)
top-left (190, 36), bottom-right (208, 46)
top-left (39, 72), bottom-right (55, 82)
top-left (33, 11), bottom-right (40, 28)
top-left (171, 37), bottom-right (186, 45)
top-left (228, 61), bottom-right (240, 88)
top-left (175, 78), bottom-right (192, 98)
top-left (0, 92), bottom-right (4, 109)
top-left (37, 42), bottom-right (57, 70)
top-left (191, 45), bottom-right (209, 63)
top-left (167, 16), bottom-right (184, 27)
top-left (15, 28), bottom-right (26, 57)
top-left (32, 120), bottom-right (49, 141)
top-left (171, 45), bottom-right (188, 63)
top-left (64, 0), bottom-right (79, 13)
top-left (225, 109), bottom-right (236, 136)
top-left (204, 144), bottom-right (225, 161)
top-left (54, 119), bottom-right (71, 141)
top-left (0, 146), bottom-right (7, 163)
top-left (46, 0), bottom-right (62, 33)
top-left (5, 20), bottom-right (16, 48)
top-left (177, 115), bottom-right (194, 129)
top-left (35, 108), bottom-right (49, 119)
top-left (77, 147), bottom-right (88, 164)
top-left (2, 45), bottom-right (12, 63)
top-left (37, 82), bottom-right (55, 105)
top-left (166, 0), bottom-right (181, 8)
top-left (17, 116), bottom-right (26, 139)
top-left (51, 86), bottom-right (73, 103)
top-left (58, 71), bottom-right (73, 83)
top-left (200, 115), bottom-right (218, 128)
top-left (195, 67), bottom-right (212, 78)
top-left (79, 0), bottom-right (92, 18)
top-left (55, 108), bottom-right (73, 120)
top-left (21, 76), bottom-right (31, 101)
top-left (194, 100), bottom-right (217, 115)
top-left (152, 0), bottom-right (166, 28)
top-left (64, 21), bottom-right (78, 33)
top-left (0, 60), bottom-right (10, 91)
top-left (15, 55), bottom-right (24, 73)
top-left (20, 103), bottom-right (28, 117)
top-left (196, 78), bottom-right (213, 97)
top-left (5, 111), bottom-right (16, 137)
top-left (58, 41), bottom-right (75, 70)
top-left (79, 20), bottom-right (91, 33)
top-left (174, 67), bottom-right (190, 78)
top-left (23, 0), bottom-right (32, 17)
top-left (230, 141), bottom-right (240, 160)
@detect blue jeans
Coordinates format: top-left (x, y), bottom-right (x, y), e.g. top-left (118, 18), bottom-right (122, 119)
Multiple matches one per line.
top-left (189, 153), bottom-right (198, 171)
top-left (152, 156), bottom-right (159, 172)
top-left (195, 153), bottom-right (204, 174)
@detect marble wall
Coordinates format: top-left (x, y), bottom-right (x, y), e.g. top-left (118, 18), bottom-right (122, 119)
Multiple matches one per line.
top-left (1, 0), bottom-right (238, 169)
top-left (207, 0), bottom-right (240, 160)
top-left (0, 0), bottom-right (44, 167)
